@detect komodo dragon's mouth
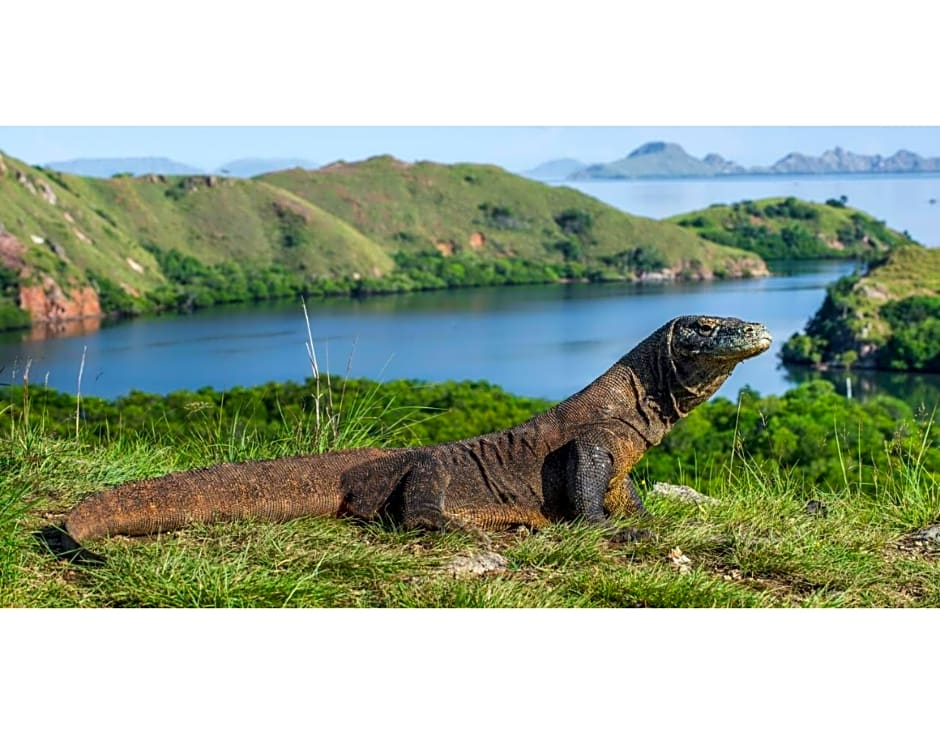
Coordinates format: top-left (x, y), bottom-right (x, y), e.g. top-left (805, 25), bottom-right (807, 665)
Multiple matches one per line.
top-left (740, 328), bottom-right (773, 358)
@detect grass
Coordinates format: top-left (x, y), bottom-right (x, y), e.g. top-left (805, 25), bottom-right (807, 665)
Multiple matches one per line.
top-left (2, 373), bottom-right (939, 608)
top-left (4, 319), bottom-right (938, 608)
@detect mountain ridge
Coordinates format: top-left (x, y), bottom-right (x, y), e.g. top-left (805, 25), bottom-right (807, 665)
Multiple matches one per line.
top-left (526, 142), bottom-right (940, 180)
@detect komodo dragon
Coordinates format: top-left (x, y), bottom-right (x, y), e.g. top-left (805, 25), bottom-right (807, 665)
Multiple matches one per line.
top-left (48, 315), bottom-right (771, 557)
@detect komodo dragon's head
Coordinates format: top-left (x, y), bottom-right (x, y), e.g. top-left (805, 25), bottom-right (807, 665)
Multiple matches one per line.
top-left (660, 315), bottom-right (772, 416)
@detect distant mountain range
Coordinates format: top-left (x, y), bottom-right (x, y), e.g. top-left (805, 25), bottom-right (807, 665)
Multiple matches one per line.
top-left (525, 142), bottom-right (940, 180)
top-left (39, 142), bottom-right (940, 182)
top-left (43, 157), bottom-right (204, 178)
top-left (42, 156), bottom-right (319, 178)
top-left (523, 158), bottom-right (588, 180)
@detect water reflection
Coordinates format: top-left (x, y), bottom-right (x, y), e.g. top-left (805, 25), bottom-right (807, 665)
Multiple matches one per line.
top-left (781, 364), bottom-right (940, 411)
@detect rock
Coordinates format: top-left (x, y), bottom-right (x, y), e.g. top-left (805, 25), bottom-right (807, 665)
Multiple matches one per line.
top-left (72, 228), bottom-right (92, 244)
top-left (909, 524), bottom-right (940, 544)
top-left (804, 500), bottom-right (829, 518)
top-left (37, 180), bottom-right (57, 206)
top-left (444, 550), bottom-right (509, 577)
top-left (18, 275), bottom-right (102, 323)
top-left (668, 547), bottom-right (692, 574)
top-left (651, 482), bottom-right (717, 505)
top-left (16, 171), bottom-right (37, 195)
top-left (46, 240), bottom-right (68, 261)
top-left (896, 523), bottom-right (940, 557)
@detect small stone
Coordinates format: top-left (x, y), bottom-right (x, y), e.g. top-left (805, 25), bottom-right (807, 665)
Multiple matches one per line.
top-left (444, 550), bottom-right (509, 577)
top-left (804, 500), bottom-right (829, 517)
top-left (668, 546), bottom-right (692, 574)
top-left (909, 524), bottom-right (940, 544)
top-left (651, 482), bottom-right (717, 505)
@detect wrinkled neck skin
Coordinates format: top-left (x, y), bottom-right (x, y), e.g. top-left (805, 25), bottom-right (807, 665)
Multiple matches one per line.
top-left (552, 321), bottom-right (735, 448)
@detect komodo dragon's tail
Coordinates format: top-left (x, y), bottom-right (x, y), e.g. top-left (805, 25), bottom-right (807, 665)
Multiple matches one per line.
top-left (38, 447), bottom-right (391, 562)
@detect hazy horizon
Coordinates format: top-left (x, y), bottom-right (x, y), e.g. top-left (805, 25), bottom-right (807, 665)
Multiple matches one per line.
top-left (3, 126), bottom-right (939, 174)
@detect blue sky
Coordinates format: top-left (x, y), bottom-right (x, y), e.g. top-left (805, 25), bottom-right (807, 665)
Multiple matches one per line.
top-left (2, 126), bottom-right (938, 173)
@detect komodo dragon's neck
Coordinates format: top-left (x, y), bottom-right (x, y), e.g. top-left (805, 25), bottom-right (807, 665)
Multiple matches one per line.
top-left (545, 321), bottom-right (731, 450)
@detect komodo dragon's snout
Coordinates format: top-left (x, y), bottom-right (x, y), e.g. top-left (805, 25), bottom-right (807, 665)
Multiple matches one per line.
top-left (669, 315), bottom-right (772, 361)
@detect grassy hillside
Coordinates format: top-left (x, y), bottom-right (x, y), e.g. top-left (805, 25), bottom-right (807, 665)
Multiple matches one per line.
top-left (0, 152), bottom-right (767, 331)
top-left (41, 170), bottom-right (394, 277)
top-left (0, 156), bottom-right (162, 293)
top-left (781, 246), bottom-right (940, 371)
top-left (259, 156), bottom-right (766, 278)
top-left (670, 196), bottom-right (918, 260)
top-left (2, 376), bottom-right (938, 607)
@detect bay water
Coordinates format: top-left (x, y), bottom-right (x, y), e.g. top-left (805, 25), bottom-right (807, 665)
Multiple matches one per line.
top-left (1, 175), bottom-right (937, 404)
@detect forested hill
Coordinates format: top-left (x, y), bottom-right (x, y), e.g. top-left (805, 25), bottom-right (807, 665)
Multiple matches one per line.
top-left (0, 152), bottom-right (766, 332)
top-left (781, 246), bottom-right (940, 372)
top-left (670, 196), bottom-right (919, 260)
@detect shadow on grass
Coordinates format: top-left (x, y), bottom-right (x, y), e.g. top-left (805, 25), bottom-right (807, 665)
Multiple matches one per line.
top-left (33, 525), bottom-right (105, 567)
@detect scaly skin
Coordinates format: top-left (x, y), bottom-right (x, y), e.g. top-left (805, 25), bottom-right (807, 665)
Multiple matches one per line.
top-left (60, 315), bottom-right (772, 547)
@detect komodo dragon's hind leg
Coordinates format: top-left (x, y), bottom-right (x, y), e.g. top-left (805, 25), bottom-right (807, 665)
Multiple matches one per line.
top-left (400, 456), bottom-right (492, 546)
top-left (400, 455), bottom-right (462, 532)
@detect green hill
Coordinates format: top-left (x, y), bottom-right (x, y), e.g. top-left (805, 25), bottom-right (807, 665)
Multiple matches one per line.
top-left (669, 196), bottom-right (918, 260)
top-left (0, 151), bottom-right (767, 332)
top-left (259, 156), bottom-right (765, 278)
top-left (781, 245), bottom-right (940, 371)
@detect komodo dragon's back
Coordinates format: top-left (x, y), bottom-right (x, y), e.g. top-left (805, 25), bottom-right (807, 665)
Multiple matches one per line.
top-left (50, 315), bottom-right (772, 556)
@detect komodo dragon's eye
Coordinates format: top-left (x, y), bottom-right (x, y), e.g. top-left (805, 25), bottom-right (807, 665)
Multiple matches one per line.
top-left (696, 320), bottom-right (718, 336)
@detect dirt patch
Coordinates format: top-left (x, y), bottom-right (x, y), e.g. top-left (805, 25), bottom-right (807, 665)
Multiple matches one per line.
top-left (468, 231), bottom-right (486, 250)
top-left (435, 241), bottom-right (455, 256)
top-left (0, 232), bottom-right (27, 271)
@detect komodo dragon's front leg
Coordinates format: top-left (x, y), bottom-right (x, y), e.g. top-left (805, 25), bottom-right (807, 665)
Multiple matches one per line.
top-left (566, 432), bottom-right (650, 542)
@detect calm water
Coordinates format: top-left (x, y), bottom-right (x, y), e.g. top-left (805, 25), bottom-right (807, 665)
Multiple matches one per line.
top-left (1, 261), bottom-right (864, 401)
top-left (1, 175), bottom-right (938, 404)
top-left (564, 174), bottom-right (940, 247)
